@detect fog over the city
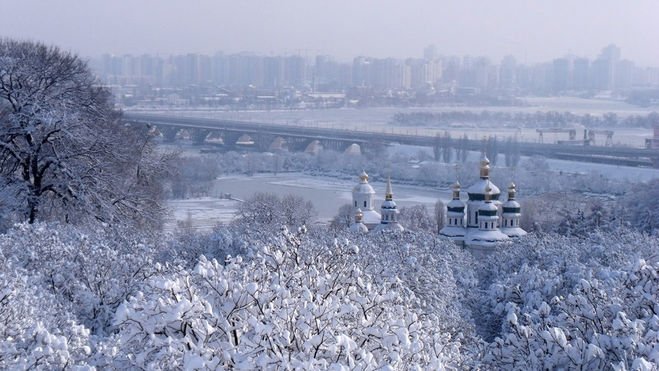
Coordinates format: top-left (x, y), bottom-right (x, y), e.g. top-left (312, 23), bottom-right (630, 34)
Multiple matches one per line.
top-left (2, 0), bottom-right (659, 65)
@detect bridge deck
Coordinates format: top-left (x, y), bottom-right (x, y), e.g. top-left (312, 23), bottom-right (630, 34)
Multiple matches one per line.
top-left (124, 112), bottom-right (659, 168)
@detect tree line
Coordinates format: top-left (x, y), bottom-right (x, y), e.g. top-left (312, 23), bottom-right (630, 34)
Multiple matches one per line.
top-left (393, 110), bottom-right (659, 128)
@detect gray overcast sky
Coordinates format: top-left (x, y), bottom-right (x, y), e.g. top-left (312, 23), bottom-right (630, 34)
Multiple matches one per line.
top-left (2, 0), bottom-right (658, 66)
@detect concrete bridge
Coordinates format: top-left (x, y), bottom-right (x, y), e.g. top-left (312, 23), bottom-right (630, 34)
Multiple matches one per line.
top-left (124, 112), bottom-right (659, 168)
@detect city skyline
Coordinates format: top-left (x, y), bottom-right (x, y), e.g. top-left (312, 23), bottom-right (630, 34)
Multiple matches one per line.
top-left (94, 44), bottom-right (659, 95)
top-left (2, 1), bottom-right (659, 67)
top-left (93, 42), bottom-right (651, 67)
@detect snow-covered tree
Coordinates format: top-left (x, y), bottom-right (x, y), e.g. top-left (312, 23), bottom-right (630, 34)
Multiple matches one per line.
top-left (0, 223), bottom-right (162, 334)
top-left (169, 224), bottom-right (250, 268)
top-left (0, 39), bottom-right (169, 228)
top-left (346, 231), bottom-right (478, 336)
top-left (398, 204), bottom-right (435, 232)
top-left (485, 260), bottom-right (658, 370)
top-left (234, 193), bottom-right (316, 230)
top-left (329, 204), bottom-right (354, 231)
top-left (0, 268), bottom-right (94, 369)
top-left (475, 231), bottom-right (659, 370)
top-left (619, 179), bottom-right (659, 234)
top-left (108, 228), bottom-right (464, 369)
top-left (434, 199), bottom-right (446, 234)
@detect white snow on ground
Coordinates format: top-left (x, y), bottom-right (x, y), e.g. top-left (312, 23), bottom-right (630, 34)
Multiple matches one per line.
top-left (544, 158), bottom-right (659, 182)
top-left (164, 197), bottom-right (239, 232)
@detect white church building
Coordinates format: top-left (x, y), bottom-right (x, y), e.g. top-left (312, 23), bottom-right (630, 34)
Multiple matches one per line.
top-left (349, 156), bottom-right (526, 249)
top-left (350, 171), bottom-right (404, 233)
top-left (440, 156), bottom-right (526, 250)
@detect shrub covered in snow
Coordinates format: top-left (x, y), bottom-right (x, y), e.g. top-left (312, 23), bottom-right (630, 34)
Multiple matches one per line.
top-left (107, 228), bottom-right (464, 369)
top-left (478, 231), bottom-right (659, 369)
top-left (0, 221), bottom-right (657, 369)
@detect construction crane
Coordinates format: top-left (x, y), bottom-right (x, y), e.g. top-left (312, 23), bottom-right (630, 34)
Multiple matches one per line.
top-left (536, 128), bottom-right (577, 143)
top-left (586, 130), bottom-right (614, 146)
top-left (646, 125), bottom-right (659, 149)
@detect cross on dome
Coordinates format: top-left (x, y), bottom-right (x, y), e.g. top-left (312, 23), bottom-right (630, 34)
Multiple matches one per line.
top-left (359, 170), bottom-right (369, 182)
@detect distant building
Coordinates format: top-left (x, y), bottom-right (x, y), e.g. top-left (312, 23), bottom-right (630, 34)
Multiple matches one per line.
top-left (423, 44), bottom-right (438, 61)
top-left (499, 55), bottom-right (517, 90)
top-left (591, 44), bottom-right (621, 90)
top-left (552, 58), bottom-right (571, 93)
top-left (572, 58), bottom-right (590, 90)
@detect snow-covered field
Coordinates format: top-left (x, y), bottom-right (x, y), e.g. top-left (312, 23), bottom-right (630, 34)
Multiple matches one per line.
top-left (164, 197), bottom-right (240, 232)
top-left (544, 158), bottom-right (659, 182)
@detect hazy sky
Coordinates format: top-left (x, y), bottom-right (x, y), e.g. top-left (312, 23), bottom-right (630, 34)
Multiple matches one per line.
top-left (2, 0), bottom-right (658, 66)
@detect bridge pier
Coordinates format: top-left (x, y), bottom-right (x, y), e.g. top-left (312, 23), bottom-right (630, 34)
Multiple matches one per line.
top-left (285, 137), bottom-right (311, 152)
top-left (191, 129), bottom-right (210, 145)
top-left (221, 131), bottom-right (241, 148)
top-left (269, 136), bottom-right (288, 152)
top-left (254, 134), bottom-right (275, 152)
top-left (343, 143), bottom-right (361, 155)
top-left (361, 140), bottom-right (387, 158)
top-left (159, 126), bottom-right (179, 143)
top-left (304, 140), bottom-right (323, 154)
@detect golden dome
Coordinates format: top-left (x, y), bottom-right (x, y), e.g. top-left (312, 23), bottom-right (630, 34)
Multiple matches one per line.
top-left (484, 183), bottom-right (492, 201)
top-left (480, 155), bottom-right (490, 179)
top-left (355, 208), bottom-right (364, 222)
top-left (508, 182), bottom-right (517, 200)
top-left (452, 181), bottom-right (461, 200)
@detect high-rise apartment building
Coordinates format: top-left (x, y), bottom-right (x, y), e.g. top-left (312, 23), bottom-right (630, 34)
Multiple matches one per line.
top-left (552, 58), bottom-right (571, 92)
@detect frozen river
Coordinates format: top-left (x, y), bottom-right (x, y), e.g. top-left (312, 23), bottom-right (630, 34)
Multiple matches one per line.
top-left (164, 172), bottom-right (452, 232)
top-left (211, 173), bottom-right (450, 222)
